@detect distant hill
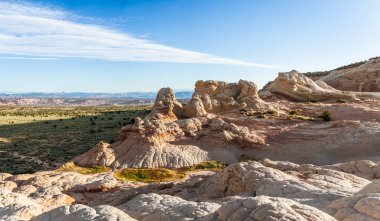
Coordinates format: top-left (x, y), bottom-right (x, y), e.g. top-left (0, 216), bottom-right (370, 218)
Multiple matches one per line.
top-left (302, 56), bottom-right (380, 80)
top-left (0, 91), bottom-right (193, 99)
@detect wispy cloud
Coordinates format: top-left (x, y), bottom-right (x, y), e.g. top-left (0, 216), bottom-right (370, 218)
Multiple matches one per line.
top-left (0, 1), bottom-right (284, 68)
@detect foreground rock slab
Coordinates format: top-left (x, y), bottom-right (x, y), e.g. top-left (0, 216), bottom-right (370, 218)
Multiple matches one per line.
top-left (205, 196), bottom-right (336, 221)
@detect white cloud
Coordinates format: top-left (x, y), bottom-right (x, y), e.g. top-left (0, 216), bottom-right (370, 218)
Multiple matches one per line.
top-left (0, 1), bottom-right (284, 68)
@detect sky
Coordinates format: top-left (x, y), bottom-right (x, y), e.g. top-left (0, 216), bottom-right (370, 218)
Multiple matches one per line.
top-left (1, 0), bottom-right (380, 93)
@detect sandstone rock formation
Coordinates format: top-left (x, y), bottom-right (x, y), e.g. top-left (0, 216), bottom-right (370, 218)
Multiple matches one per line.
top-left (259, 70), bottom-right (355, 101)
top-left (196, 160), bottom-right (369, 210)
top-left (205, 196), bottom-right (336, 221)
top-left (73, 79), bottom-right (274, 168)
top-left (3, 64), bottom-right (380, 220)
top-left (321, 57), bottom-right (380, 92)
top-left (183, 80), bottom-right (271, 117)
top-left (3, 158), bottom-right (380, 221)
top-left (31, 204), bottom-right (137, 221)
top-left (328, 193), bottom-right (380, 221)
top-left (118, 193), bottom-right (220, 221)
top-left (149, 87), bottom-right (183, 122)
top-left (73, 75), bottom-right (380, 169)
top-left (0, 188), bottom-right (42, 221)
top-left (327, 160), bottom-right (380, 179)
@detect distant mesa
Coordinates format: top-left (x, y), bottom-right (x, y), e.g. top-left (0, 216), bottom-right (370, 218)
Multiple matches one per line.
top-left (0, 91), bottom-right (193, 106)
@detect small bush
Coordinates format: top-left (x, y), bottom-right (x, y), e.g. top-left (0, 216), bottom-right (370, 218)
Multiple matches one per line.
top-left (57, 162), bottom-right (111, 174)
top-left (114, 161), bottom-right (226, 183)
top-left (319, 110), bottom-right (332, 122)
top-left (181, 161), bottom-right (226, 172)
top-left (289, 110), bottom-right (299, 115)
top-left (337, 99), bottom-right (346, 103)
top-left (114, 168), bottom-right (185, 183)
top-left (266, 110), bottom-right (278, 115)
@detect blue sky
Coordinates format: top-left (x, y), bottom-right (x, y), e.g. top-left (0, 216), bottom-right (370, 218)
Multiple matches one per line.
top-left (1, 0), bottom-right (380, 92)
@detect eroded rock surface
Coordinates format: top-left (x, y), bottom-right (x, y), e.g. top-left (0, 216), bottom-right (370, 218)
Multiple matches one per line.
top-left (118, 193), bottom-right (220, 221)
top-left (205, 196), bottom-right (336, 221)
top-left (183, 80), bottom-right (271, 117)
top-left (321, 57), bottom-right (380, 92)
top-left (73, 76), bottom-right (380, 169)
top-left (196, 160), bottom-right (369, 210)
top-left (259, 70), bottom-right (355, 101)
top-left (3, 74), bottom-right (380, 220)
top-left (1, 159), bottom-right (380, 221)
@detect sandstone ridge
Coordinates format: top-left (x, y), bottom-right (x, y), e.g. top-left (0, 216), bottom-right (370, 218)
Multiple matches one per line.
top-left (73, 74), bottom-right (380, 169)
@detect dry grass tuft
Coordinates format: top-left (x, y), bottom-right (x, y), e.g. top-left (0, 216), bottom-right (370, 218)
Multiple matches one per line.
top-left (56, 162), bottom-right (111, 174)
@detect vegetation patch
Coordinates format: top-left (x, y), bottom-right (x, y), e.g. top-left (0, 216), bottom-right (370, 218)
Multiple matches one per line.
top-left (0, 137), bottom-right (11, 143)
top-left (56, 162), bottom-right (111, 174)
top-left (241, 109), bottom-right (278, 118)
top-left (337, 99), bottom-right (347, 103)
top-left (288, 110), bottom-right (300, 116)
top-left (318, 110), bottom-right (332, 122)
top-left (287, 110), bottom-right (314, 121)
top-left (115, 161), bottom-right (226, 183)
top-left (114, 168), bottom-right (185, 183)
top-left (180, 161), bottom-right (226, 172)
top-left (0, 106), bottom-right (150, 174)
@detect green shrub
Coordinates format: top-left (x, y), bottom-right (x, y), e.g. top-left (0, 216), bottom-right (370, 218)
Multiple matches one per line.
top-left (257, 114), bottom-right (265, 119)
top-left (308, 99), bottom-right (318, 103)
top-left (266, 110), bottom-right (278, 115)
top-left (289, 110), bottom-right (299, 115)
top-left (114, 168), bottom-right (185, 183)
top-left (319, 110), bottom-right (332, 121)
top-left (57, 162), bottom-right (111, 174)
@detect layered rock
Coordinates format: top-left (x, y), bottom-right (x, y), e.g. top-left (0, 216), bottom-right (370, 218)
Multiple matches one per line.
top-left (205, 196), bottom-right (336, 221)
top-left (0, 188), bottom-right (42, 221)
top-left (326, 160), bottom-right (380, 179)
top-left (118, 193), bottom-right (220, 221)
top-left (149, 87), bottom-right (183, 122)
top-left (321, 57), bottom-right (380, 92)
top-left (72, 75), bottom-right (380, 170)
top-left (329, 193), bottom-right (380, 221)
top-left (197, 160), bottom-right (369, 210)
top-left (31, 204), bottom-right (137, 221)
top-left (183, 80), bottom-right (271, 117)
top-left (73, 79), bottom-right (272, 169)
top-left (259, 70), bottom-right (355, 101)
top-left (2, 159), bottom-right (380, 221)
